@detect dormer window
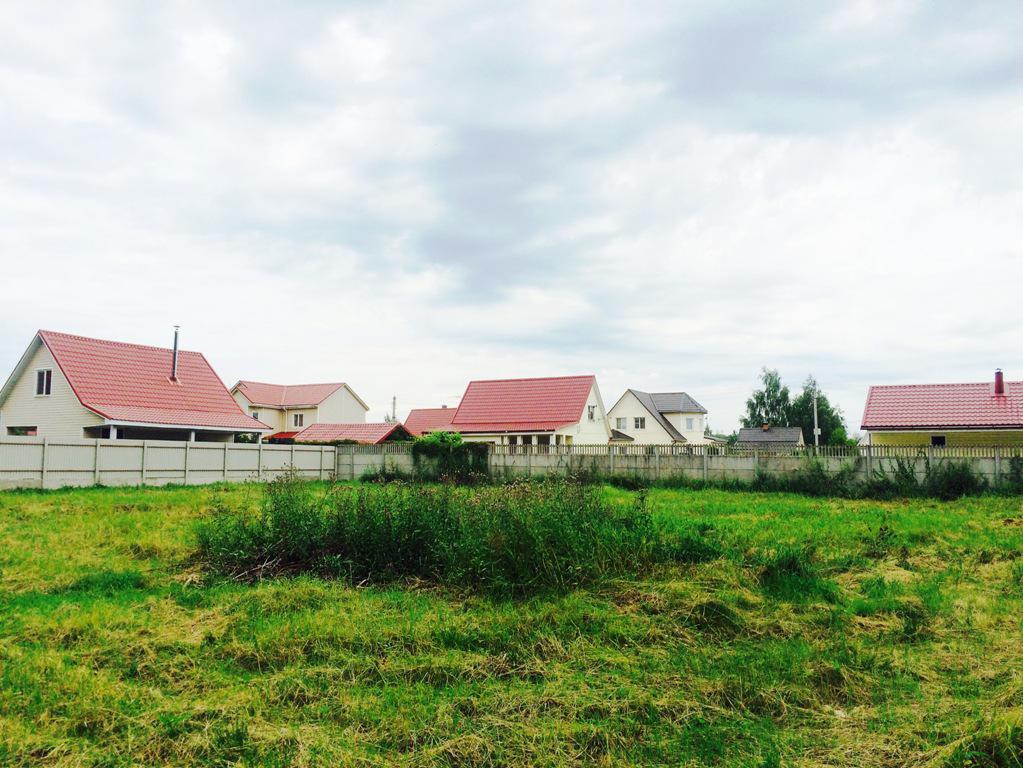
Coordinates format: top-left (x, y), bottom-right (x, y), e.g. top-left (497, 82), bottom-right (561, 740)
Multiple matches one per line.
top-left (251, 411), bottom-right (259, 422)
top-left (35, 369), bottom-right (52, 396)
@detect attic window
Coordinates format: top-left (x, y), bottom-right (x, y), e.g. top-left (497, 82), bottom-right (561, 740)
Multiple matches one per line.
top-left (35, 369), bottom-right (52, 396)
top-left (931, 435), bottom-right (946, 447)
top-left (616, 417), bottom-right (627, 429)
top-left (588, 406), bottom-right (596, 421)
top-left (634, 417), bottom-right (646, 429)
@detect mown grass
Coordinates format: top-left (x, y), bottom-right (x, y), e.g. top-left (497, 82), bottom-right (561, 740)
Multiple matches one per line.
top-left (2, 482), bottom-right (1023, 766)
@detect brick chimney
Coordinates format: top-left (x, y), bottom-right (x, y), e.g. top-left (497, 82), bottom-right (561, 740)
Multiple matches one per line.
top-left (995, 368), bottom-right (1005, 396)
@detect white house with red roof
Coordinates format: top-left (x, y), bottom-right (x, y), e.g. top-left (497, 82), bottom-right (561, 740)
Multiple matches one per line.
top-left (231, 380), bottom-right (369, 440)
top-left (0, 330), bottom-right (269, 442)
top-left (861, 369), bottom-right (1023, 447)
top-left (404, 406), bottom-right (457, 437)
top-left (446, 375), bottom-right (611, 447)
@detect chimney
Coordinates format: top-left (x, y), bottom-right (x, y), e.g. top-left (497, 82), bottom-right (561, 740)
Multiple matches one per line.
top-left (441, 404), bottom-right (448, 409)
top-left (170, 326), bottom-right (180, 382)
top-left (995, 368), bottom-right (1005, 396)
top-left (761, 423), bottom-right (770, 431)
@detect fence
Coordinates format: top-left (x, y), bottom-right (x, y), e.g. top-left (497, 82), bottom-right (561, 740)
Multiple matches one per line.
top-left (1, 438), bottom-right (1022, 490)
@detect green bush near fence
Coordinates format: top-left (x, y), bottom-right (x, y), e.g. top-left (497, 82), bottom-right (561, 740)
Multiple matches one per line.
top-left (196, 474), bottom-right (695, 594)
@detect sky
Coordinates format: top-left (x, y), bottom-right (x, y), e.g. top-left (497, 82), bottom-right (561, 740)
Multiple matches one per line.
top-left (2, 1), bottom-right (1022, 432)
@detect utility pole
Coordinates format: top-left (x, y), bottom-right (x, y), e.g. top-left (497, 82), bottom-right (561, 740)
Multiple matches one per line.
top-left (813, 390), bottom-right (820, 450)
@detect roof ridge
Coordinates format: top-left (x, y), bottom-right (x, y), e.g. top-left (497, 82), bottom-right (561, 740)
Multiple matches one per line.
top-left (39, 329), bottom-right (200, 356)
top-left (869, 380), bottom-right (1022, 390)
top-left (466, 374), bottom-right (595, 384)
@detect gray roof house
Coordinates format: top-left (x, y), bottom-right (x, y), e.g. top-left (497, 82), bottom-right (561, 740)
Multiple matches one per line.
top-left (608, 389), bottom-right (711, 444)
top-left (736, 425), bottom-right (805, 448)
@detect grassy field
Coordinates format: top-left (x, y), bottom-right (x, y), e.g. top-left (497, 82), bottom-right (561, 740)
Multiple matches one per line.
top-left (2, 483), bottom-right (1023, 767)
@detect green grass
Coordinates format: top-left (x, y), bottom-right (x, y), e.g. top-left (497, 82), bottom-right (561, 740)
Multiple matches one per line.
top-left (3, 483), bottom-right (1023, 766)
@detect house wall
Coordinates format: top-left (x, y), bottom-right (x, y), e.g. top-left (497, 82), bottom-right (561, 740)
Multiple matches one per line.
top-left (607, 390), bottom-right (676, 444)
top-left (0, 341), bottom-right (104, 440)
top-left (283, 408), bottom-right (318, 431)
top-left (556, 383), bottom-right (611, 443)
top-left (316, 387), bottom-right (368, 424)
top-left (870, 430), bottom-right (1023, 447)
top-left (663, 412), bottom-right (709, 444)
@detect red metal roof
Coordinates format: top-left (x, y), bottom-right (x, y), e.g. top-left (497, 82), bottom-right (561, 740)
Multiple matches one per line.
top-left (450, 375), bottom-right (595, 433)
top-left (861, 379), bottom-right (1023, 430)
top-left (404, 407), bottom-right (457, 436)
top-left (294, 422), bottom-right (410, 444)
top-left (38, 330), bottom-right (268, 431)
top-left (234, 381), bottom-right (351, 408)
top-left (267, 431), bottom-right (300, 441)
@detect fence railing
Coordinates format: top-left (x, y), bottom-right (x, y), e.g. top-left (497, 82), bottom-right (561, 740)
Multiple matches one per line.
top-left (1, 438), bottom-right (1021, 490)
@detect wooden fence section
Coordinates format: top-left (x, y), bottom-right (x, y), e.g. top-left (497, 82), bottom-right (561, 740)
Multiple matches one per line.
top-left (1, 439), bottom-right (1021, 490)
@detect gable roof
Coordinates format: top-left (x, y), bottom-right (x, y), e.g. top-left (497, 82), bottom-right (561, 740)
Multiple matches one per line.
top-left (624, 390), bottom-right (687, 442)
top-left (404, 407), bottom-right (457, 436)
top-left (861, 379), bottom-right (1023, 430)
top-left (648, 392), bottom-right (707, 414)
top-left (737, 426), bottom-right (804, 445)
top-left (233, 380), bottom-right (369, 411)
top-left (294, 422), bottom-right (410, 444)
top-left (0, 331), bottom-right (268, 431)
top-left (450, 375), bottom-right (596, 433)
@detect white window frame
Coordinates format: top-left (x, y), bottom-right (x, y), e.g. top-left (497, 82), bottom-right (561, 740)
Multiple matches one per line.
top-left (587, 405), bottom-right (596, 421)
top-left (251, 411), bottom-right (260, 422)
top-left (634, 417), bottom-right (646, 429)
top-left (615, 417), bottom-right (627, 430)
top-left (293, 413), bottom-right (304, 428)
top-left (686, 417), bottom-right (695, 430)
top-left (35, 369), bottom-right (52, 397)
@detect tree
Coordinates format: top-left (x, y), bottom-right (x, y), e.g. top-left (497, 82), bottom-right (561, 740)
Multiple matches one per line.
top-left (789, 376), bottom-right (852, 446)
top-left (741, 368), bottom-right (793, 428)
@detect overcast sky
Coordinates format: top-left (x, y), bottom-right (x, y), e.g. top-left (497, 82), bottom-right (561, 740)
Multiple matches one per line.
top-left (2, 1), bottom-right (1022, 431)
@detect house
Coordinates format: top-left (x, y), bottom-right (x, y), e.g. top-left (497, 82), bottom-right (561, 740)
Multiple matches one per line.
top-left (290, 422), bottom-right (411, 444)
top-left (736, 425), bottom-right (805, 448)
top-left (231, 380), bottom-right (368, 439)
top-left (861, 369), bottom-right (1023, 447)
top-left (405, 406), bottom-right (457, 436)
top-left (607, 390), bottom-right (710, 444)
top-left (447, 375), bottom-right (611, 446)
top-left (0, 330), bottom-right (268, 442)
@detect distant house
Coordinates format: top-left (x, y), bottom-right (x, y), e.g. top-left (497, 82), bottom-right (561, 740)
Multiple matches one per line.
top-left (607, 390), bottom-right (709, 444)
top-left (231, 381), bottom-right (368, 440)
top-left (0, 330), bottom-right (268, 442)
top-left (405, 406), bottom-right (457, 436)
top-left (736, 425), bottom-right (805, 448)
top-left (446, 375), bottom-right (611, 446)
top-left (291, 422), bottom-right (411, 444)
top-left (862, 369), bottom-right (1023, 447)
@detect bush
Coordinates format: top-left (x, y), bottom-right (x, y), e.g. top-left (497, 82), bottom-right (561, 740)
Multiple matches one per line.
top-left (197, 475), bottom-right (670, 594)
top-left (411, 433), bottom-right (489, 482)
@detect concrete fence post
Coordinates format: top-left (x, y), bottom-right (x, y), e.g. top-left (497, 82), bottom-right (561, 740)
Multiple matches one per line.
top-left (141, 441), bottom-right (148, 485)
top-left (319, 446), bottom-right (325, 481)
top-left (702, 449), bottom-right (708, 482)
top-left (183, 441), bottom-right (191, 485)
top-left (223, 442), bottom-right (229, 482)
top-left (258, 441), bottom-right (264, 480)
top-left (40, 438), bottom-right (48, 490)
top-left (94, 440), bottom-right (101, 485)
top-left (865, 444), bottom-right (873, 480)
top-left (350, 446), bottom-right (356, 480)
top-left (995, 447), bottom-right (1002, 485)
top-left (290, 443), bottom-right (296, 471)
top-left (609, 446), bottom-right (615, 476)
top-left (655, 448), bottom-right (660, 480)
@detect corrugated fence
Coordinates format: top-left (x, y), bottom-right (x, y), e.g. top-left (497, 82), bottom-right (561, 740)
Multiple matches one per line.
top-left (1, 438), bottom-right (1022, 490)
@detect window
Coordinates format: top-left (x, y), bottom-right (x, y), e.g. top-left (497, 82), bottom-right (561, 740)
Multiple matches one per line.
top-left (686, 417), bottom-right (695, 430)
top-left (616, 417), bottom-right (627, 430)
top-left (931, 435), bottom-right (946, 447)
top-left (293, 414), bottom-right (304, 427)
top-left (7, 426), bottom-right (37, 436)
top-left (634, 417), bottom-right (646, 429)
top-left (588, 405), bottom-right (596, 421)
top-left (35, 369), bottom-right (52, 396)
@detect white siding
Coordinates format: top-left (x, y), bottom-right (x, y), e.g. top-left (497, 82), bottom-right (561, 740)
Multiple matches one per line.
top-left (232, 391), bottom-right (284, 432)
top-left (607, 390), bottom-right (676, 444)
top-left (0, 341), bottom-right (103, 440)
top-left (662, 411), bottom-right (709, 444)
top-left (316, 386), bottom-right (368, 423)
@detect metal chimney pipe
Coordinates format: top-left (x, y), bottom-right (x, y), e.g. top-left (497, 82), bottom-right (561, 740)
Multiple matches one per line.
top-left (995, 368), bottom-right (1005, 395)
top-left (171, 326), bottom-right (180, 381)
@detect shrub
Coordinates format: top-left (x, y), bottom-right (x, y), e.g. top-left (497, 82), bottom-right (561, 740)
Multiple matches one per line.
top-left (411, 433), bottom-right (489, 482)
top-left (197, 475), bottom-right (671, 594)
top-left (924, 460), bottom-right (987, 501)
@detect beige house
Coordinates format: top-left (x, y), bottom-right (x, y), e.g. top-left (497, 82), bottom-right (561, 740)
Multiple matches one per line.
top-left (0, 330), bottom-right (268, 442)
top-left (231, 381), bottom-right (368, 438)
top-left (607, 390), bottom-right (710, 445)
top-left (447, 375), bottom-right (611, 446)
